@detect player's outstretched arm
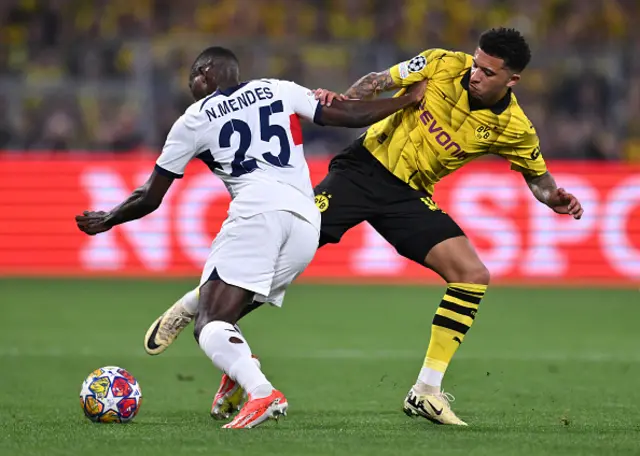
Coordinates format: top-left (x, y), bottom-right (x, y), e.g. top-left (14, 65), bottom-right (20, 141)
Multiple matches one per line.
top-left (344, 69), bottom-right (399, 100)
top-left (315, 70), bottom-right (399, 106)
top-left (75, 170), bottom-right (174, 235)
top-left (318, 79), bottom-right (426, 128)
top-left (524, 172), bottom-right (584, 219)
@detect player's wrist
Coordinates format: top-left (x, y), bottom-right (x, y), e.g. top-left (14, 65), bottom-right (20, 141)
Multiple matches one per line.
top-left (103, 212), bottom-right (117, 228)
top-left (547, 198), bottom-right (565, 213)
top-left (546, 191), bottom-right (563, 208)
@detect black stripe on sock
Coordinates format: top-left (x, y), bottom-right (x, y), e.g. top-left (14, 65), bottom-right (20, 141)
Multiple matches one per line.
top-left (449, 286), bottom-right (485, 297)
top-left (450, 285), bottom-right (485, 296)
top-left (449, 285), bottom-right (485, 296)
top-left (447, 288), bottom-right (483, 305)
top-left (439, 299), bottom-right (476, 319)
top-left (433, 314), bottom-right (470, 335)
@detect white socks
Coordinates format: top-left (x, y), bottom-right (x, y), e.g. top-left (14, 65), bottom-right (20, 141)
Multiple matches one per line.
top-left (181, 288), bottom-right (200, 315)
top-left (198, 321), bottom-right (273, 399)
top-left (416, 367), bottom-right (444, 393)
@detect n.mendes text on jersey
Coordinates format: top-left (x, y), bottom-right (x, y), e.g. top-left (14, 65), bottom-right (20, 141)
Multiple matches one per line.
top-left (205, 86), bottom-right (275, 122)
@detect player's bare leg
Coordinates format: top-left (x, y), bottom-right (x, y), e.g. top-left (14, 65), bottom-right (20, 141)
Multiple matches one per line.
top-left (145, 291), bottom-right (265, 356)
top-left (195, 278), bottom-right (287, 429)
top-left (403, 235), bottom-right (489, 426)
top-left (143, 285), bottom-right (266, 418)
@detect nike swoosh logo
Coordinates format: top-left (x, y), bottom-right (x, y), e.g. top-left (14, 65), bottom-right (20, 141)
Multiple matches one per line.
top-left (427, 400), bottom-right (443, 415)
top-left (146, 320), bottom-right (162, 350)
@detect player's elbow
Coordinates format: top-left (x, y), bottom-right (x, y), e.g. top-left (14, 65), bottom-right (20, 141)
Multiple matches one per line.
top-left (140, 192), bottom-right (162, 213)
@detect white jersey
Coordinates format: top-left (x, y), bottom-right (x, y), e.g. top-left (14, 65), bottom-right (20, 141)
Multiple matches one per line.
top-left (156, 79), bottom-right (324, 229)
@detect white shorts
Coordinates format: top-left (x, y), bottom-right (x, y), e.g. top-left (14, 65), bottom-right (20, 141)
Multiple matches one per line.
top-left (200, 210), bottom-right (320, 307)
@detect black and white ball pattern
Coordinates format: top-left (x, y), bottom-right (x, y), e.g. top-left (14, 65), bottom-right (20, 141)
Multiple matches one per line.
top-left (407, 55), bottom-right (427, 73)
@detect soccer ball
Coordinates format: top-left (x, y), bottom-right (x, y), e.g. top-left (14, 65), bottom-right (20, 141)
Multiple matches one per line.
top-left (79, 366), bottom-right (142, 423)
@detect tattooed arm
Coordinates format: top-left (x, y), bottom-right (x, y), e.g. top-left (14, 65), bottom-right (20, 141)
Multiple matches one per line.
top-left (315, 69), bottom-right (401, 105)
top-left (524, 171), bottom-right (584, 219)
top-left (318, 79), bottom-right (426, 128)
top-left (343, 69), bottom-right (399, 100)
top-left (316, 50), bottom-right (439, 104)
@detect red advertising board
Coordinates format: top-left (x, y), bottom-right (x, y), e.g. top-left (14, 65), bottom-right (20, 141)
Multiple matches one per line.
top-left (1, 154), bottom-right (638, 286)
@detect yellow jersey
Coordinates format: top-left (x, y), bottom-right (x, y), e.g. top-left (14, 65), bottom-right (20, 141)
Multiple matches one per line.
top-left (362, 48), bottom-right (547, 196)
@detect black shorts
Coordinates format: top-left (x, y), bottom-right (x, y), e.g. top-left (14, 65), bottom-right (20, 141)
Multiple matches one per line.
top-left (314, 138), bottom-right (465, 265)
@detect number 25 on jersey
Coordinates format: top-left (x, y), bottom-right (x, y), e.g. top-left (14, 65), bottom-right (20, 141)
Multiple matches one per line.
top-left (219, 100), bottom-right (292, 177)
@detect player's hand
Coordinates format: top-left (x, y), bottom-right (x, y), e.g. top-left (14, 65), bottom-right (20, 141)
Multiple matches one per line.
top-left (75, 211), bottom-right (112, 235)
top-left (549, 188), bottom-right (584, 219)
top-left (406, 79), bottom-right (427, 104)
top-left (314, 88), bottom-right (349, 106)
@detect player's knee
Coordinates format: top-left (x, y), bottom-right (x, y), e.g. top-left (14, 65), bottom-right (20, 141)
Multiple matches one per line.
top-left (458, 262), bottom-right (490, 285)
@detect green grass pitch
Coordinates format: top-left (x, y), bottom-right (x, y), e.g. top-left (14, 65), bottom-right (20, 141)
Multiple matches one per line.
top-left (1, 278), bottom-right (639, 455)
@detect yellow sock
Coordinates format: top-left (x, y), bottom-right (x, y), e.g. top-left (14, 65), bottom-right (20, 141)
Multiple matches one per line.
top-left (418, 283), bottom-right (487, 388)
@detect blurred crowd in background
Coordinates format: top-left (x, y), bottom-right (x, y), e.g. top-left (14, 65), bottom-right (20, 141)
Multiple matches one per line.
top-left (0, 0), bottom-right (639, 160)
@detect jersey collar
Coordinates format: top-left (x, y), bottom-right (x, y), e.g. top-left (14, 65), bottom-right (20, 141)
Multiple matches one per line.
top-left (215, 81), bottom-right (250, 97)
top-left (200, 81), bottom-right (251, 111)
top-left (460, 69), bottom-right (511, 115)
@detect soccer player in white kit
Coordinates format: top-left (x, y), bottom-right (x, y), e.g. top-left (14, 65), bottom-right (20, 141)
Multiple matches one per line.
top-left (76, 46), bottom-right (426, 429)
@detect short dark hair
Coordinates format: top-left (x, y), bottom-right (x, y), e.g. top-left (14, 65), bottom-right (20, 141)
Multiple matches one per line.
top-left (189, 46), bottom-right (239, 83)
top-left (479, 27), bottom-right (531, 73)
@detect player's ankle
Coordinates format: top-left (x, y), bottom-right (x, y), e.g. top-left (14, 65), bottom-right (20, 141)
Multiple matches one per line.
top-left (248, 383), bottom-right (273, 400)
top-left (417, 366), bottom-right (444, 390)
top-left (414, 380), bottom-right (440, 395)
top-left (181, 288), bottom-right (199, 315)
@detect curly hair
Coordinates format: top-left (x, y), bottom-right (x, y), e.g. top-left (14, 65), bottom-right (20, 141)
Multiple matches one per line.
top-left (479, 27), bottom-right (532, 72)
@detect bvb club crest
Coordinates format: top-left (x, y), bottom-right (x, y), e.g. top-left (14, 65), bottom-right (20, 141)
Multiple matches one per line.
top-left (314, 192), bottom-right (331, 212)
top-left (475, 125), bottom-right (492, 141)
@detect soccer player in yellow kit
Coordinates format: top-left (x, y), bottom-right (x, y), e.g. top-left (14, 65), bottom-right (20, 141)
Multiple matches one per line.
top-left (145, 28), bottom-right (583, 426)
top-left (312, 27), bottom-right (583, 425)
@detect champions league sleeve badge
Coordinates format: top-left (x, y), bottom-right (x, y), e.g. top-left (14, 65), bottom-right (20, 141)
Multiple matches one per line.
top-left (407, 55), bottom-right (427, 73)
